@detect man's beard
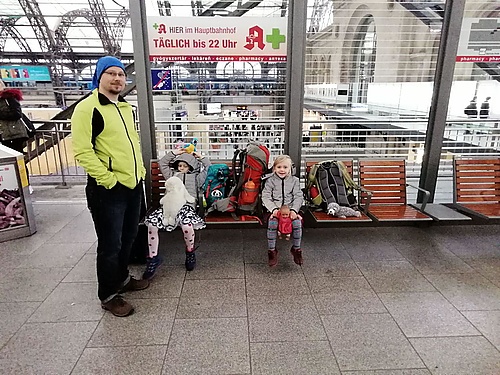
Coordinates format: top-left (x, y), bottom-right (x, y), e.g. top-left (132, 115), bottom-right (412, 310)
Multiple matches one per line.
top-left (108, 87), bottom-right (122, 95)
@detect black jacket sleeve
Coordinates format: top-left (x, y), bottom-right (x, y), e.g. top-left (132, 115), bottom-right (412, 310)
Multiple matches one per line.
top-left (0, 98), bottom-right (22, 121)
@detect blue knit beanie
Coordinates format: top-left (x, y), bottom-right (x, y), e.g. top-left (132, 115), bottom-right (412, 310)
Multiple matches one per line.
top-left (92, 56), bottom-right (125, 89)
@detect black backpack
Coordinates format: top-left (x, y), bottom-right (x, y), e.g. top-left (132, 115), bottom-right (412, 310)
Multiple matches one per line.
top-left (307, 161), bottom-right (358, 209)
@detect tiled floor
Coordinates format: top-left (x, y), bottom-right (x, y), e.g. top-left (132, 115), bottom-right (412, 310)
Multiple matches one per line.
top-left (1, 185), bottom-right (500, 374)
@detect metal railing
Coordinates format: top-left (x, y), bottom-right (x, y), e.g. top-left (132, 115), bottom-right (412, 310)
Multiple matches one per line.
top-left (25, 118), bottom-right (500, 202)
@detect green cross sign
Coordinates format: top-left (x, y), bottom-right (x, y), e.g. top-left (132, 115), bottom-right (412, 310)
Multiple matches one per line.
top-left (153, 23), bottom-right (158, 30)
top-left (266, 28), bottom-right (286, 49)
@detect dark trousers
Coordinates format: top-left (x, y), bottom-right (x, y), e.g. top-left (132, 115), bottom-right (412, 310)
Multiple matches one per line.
top-left (86, 178), bottom-right (142, 302)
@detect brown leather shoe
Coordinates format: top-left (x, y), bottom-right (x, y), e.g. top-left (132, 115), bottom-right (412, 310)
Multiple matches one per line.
top-left (290, 247), bottom-right (303, 265)
top-left (101, 295), bottom-right (134, 317)
top-left (120, 277), bottom-right (150, 293)
top-left (268, 249), bottom-right (278, 267)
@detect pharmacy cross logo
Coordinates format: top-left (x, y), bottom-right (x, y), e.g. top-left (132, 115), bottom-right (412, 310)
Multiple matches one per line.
top-left (244, 26), bottom-right (286, 51)
top-left (266, 28), bottom-right (286, 49)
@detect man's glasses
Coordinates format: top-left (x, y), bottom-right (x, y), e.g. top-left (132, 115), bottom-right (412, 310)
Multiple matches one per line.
top-left (103, 71), bottom-right (126, 78)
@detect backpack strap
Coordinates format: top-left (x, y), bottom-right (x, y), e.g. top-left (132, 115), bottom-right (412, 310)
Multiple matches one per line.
top-left (317, 163), bottom-right (337, 205)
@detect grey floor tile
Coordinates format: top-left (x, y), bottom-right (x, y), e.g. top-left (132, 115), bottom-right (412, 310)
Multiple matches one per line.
top-left (356, 261), bottom-right (436, 293)
top-left (72, 345), bottom-right (167, 375)
top-left (245, 263), bottom-right (309, 296)
top-left (163, 317), bottom-right (250, 375)
top-left (136, 266), bottom-right (185, 298)
top-left (243, 243), bottom-right (268, 264)
top-left (250, 341), bottom-right (340, 375)
top-left (425, 272), bottom-right (500, 311)
top-left (342, 370), bottom-right (431, 375)
top-left (185, 251), bottom-right (245, 280)
top-left (88, 298), bottom-right (177, 346)
top-left (397, 247), bottom-right (474, 275)
top-left (309, 276), bottom-right (386, 315)
top-left (463, 310), bottom-right (500, 350)
top-left (378, 292), bottom-right (480, 337)
top-left (177, 278), bottom-right (246, 318)
top-left (241, 228), bottom-right (268, 263)
top-left (0, 302), bottom-right (40, 348)
top-left (0, 248), bottom-right (34, 276)
top-left (27, 282), bottom-right (102, 323)
top-left (62, 253), bottom-right (97, 282)
top-left (17, 242), bottom-right (91, 269)
top-left (410, 336), bottom-right (500, 375)
top-left (31, 203), bottom-right (87, 236)
top-left (46, 210), bottom-right (97, 243)
top-left (1, 232), bottom-right (51, 258)
top-left (248, 294), bottom-right (326, 342)
top-left (464, 258), bottom-right (500, 287)
top-left (322, 313), bottom-right (424, 371)
top-left (0, 321), bottom-right (97, 375)
top-left (0, 267), bottom-right (70, 302)
top-left (86, 242), bottom-right (97, 254)
top-left (302, 249), bottom-right (362, 278)
top-left (440, 238), bottom-right (500, 259)
top-left (344, 242), bottom-right (405, 262)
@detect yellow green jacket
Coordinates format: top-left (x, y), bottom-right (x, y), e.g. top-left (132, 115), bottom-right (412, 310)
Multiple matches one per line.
top-left (71, 89), bottom-right (146, 189)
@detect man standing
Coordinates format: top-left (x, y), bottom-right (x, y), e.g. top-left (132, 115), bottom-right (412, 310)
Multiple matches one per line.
top-left (72, 56), bottom-right (149, 317)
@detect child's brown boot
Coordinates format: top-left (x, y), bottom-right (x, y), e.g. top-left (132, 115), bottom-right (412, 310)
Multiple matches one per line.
top-left (268, 249), bottom-right (278, 267)
top-left (290, 247), bottom-right (303, 265)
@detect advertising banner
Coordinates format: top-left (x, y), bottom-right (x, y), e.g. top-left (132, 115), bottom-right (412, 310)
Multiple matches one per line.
top-left (0, 65), bottom-right (51, 82)
top-left (151, 69), bottom-right (172, 90)
top-left (456, 18), bottom-right (500, 63)
top-left (148, 16), bottom-right (287, 62)
top-left (0, 164), bottom-right (26, 230)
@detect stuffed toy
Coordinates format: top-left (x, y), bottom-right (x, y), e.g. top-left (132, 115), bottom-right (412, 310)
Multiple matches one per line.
top-left (160, 176), bottom-right (195, 226)
top-left (174, 138), bottom-right (198, 154)
top-left (327, 202), bottom-right (361, 218)
top-left (183, 138), bottom-right (197, 153)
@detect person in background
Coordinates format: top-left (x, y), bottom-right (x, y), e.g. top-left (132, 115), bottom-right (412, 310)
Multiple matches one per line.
top-left (0, 79), bottom-right (35, 154)
top-left (71, 56), bottom-right (149, 317)
top-left (143, 147), bottom-right (210, 278)
top-left (480, 96), bottom-right (491, 119)
top-left (464, 97), bottom-right (478, 119)
top-left (262, 155), bottom-right (304, 267)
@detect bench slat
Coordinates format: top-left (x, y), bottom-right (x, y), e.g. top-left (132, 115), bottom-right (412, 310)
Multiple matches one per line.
top-left (454, 158), bottom-right (500, 208)
top-left (359, 159), bottom-right (431, 222)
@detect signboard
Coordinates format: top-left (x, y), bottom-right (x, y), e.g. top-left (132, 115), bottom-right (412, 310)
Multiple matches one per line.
top-left (148, 16), bottom-right (287, 62)
top-left (151, 69), bottom-right (172, 90)
top-left (456, 18), bottom-right (500, 62)
top-left (0, 164), bottom-right (27, 231)
top-left (0, 65), bottom-right (51, 82)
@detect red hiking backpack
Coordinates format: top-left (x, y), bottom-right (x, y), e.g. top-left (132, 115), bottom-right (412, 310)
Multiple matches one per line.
top-left (206, 141), bottom-right (270, 220)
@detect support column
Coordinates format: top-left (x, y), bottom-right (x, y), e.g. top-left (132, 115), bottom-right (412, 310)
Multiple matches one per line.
top-left (129, 0), bottom-right (157, 207)
top-left (418, 0), bottom-right (466, 202)
top-left (284, 0), bottom-right (307, 175)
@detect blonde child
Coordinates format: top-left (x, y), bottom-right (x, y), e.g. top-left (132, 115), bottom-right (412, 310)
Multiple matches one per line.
top-left (261, 155), bottom-right (304, 267)
top-left (143, 148), bottom-right (211, 278)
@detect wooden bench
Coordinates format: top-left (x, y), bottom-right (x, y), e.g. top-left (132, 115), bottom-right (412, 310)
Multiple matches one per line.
top-left (149, 159), bottom-right (261, 226)
top-left (358, 159), bottom-right (432, 222)
top-left (304, 160), bottom-right (372, 223)
top-left (451, 157), bottom-right (500, 220)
